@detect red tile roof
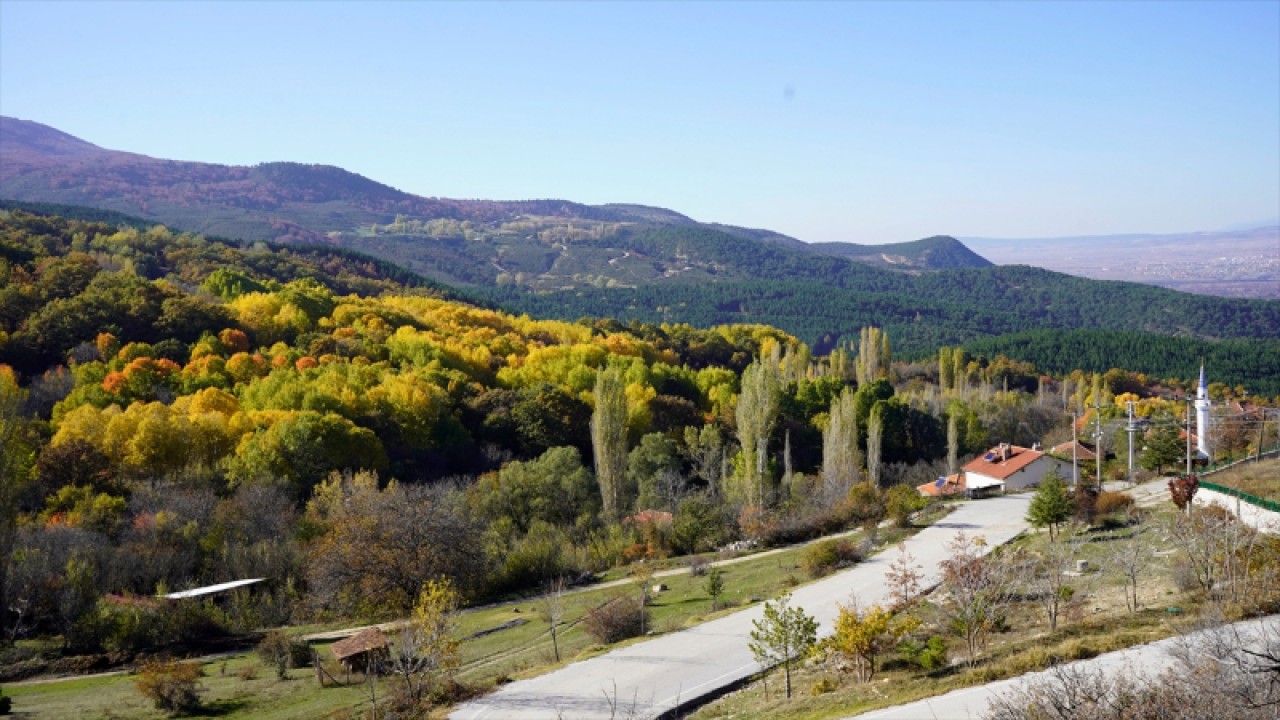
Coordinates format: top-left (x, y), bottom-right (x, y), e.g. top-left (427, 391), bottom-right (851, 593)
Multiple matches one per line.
top-left (962, 444), bottom-right (1044, 481)
top-left (1049, 441), bottom-right (1095, 462)
top-left (917, 472), bottom-right (965, 497)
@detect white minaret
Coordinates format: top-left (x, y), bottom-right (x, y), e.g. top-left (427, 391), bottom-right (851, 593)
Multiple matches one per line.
top-left (1195, 363), bottom-right (1210, 459)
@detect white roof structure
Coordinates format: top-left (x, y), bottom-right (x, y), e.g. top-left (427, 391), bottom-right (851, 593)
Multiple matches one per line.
top-left (161, 578), bottom-right (266, 600)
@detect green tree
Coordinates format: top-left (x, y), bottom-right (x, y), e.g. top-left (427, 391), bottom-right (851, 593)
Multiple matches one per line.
top-left (705, 566), bottom-right (725, 611)
top-left (821, 387), bottom-right (862, 502)
top-left (227, 411), bottom-right (388, 499)
top-left (629, 432), bottom-right (682, 510)
top-left (1027, 470), bottom-right (1072, 541)
top-left (470, 446), bottom-right (597, 535)
top-left (1139, 424), bottom-right (1184, 475)
top-left (591, 367), bottom-right (630, 518)
top-left (748, 592), bottom-right (817, 699)
top-left (866, 405), bottom-right (884, 487)
top-left (736, 359), bottom-right (781, 506)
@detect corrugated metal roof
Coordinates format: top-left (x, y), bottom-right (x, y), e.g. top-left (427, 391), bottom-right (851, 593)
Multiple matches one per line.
top-left (161, 578), bottom-right (266, 600)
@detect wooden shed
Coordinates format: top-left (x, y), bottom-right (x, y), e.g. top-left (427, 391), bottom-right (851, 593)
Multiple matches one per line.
top-left (330, 627), bottom-right (389, 674)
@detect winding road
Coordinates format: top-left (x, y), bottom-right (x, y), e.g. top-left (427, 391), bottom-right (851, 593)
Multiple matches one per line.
top-left (452, 494), bottom-right (1032, 720)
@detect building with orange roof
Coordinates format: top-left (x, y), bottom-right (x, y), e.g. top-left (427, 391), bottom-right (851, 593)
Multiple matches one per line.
top-left (961, 443), bottom-right (1067, 493)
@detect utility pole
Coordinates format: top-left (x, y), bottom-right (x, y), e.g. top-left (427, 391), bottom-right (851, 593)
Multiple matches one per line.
top-left (1125, 400), bottom-right (1137, 487)
top-left (1257, 409), bottom-right (1268, 463)
top-left (1094, 396), bottom-right (1103, 489)
top-left (1071, 409), bottom-right (1079, 487)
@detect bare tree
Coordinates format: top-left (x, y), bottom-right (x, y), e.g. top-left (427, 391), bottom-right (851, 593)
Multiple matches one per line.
top-left (938, 532), bottom-right (1017, 665)
top-left (1106, 527), bottom-right (1153, 613)
top-left (1023, 535), bottom-right (1083, 631)
top-left (542, 576), bottom-right (566, 662)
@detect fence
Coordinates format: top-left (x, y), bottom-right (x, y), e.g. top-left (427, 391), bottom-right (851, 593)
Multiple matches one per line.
top-left (1198, 480), bottom-right (1280, 514)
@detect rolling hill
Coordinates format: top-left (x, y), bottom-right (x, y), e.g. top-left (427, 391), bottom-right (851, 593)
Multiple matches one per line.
top-left (3, 117), bottom-right (1279, 391)
top-left (0, 116), bottom-right (990, 290)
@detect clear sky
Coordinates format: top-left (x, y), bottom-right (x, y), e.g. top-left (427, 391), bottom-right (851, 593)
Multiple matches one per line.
top-left (2, 1), bottom-right (1277, 244)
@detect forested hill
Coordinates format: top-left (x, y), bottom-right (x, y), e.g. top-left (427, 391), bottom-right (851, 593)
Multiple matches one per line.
top-left (481, 272), bottom-right (1280, 394)
top-left (808, 235), bottom-right (991, 270)
top-left (0, 117), bottom-right (991, 285)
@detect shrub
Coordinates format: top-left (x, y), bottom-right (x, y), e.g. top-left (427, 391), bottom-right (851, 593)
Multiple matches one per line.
top-left (134, 659), bottom-right (204, 716)
top-left (0, 685), bottom-right (10, 715)
top-left (583, 595), bottom-right (647, 644)
top-left (688, 556), bottom-right (709, 577)
top-left (1095, 491), bottom-right (1135, 518)
top-left (802, 538), bottom-right (863, 578)
top-left (898, 635), bottom-right (948, 671)
top-left (256, 630), bottom-right (308, 680)
top-left (886, 484), bottom-right (927, 528)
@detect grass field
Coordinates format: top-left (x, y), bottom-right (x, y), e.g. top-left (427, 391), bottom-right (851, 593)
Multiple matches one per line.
top-left (1206, 457), bottom-right (1280, 502)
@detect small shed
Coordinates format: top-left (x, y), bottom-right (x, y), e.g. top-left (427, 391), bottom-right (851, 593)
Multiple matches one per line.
top-left (330, 627), bottom-right (389, 674)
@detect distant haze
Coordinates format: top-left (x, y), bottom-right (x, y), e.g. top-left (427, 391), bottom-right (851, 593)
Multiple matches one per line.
top-left (963, 227), bottom-right (1280, 299)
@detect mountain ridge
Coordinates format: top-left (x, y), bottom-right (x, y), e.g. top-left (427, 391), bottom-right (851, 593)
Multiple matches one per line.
top-left (0, 116), bottom-right (990, 280)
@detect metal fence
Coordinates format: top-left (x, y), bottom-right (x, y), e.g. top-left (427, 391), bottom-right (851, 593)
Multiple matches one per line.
top-left (1198, 480), bottom-right (1280, 514)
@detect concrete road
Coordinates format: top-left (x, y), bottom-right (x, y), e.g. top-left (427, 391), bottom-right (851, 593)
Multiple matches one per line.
top-left (850, 614), bottom-right (1280, 720)
top-left (451, 495), bottom-right (1032, 720)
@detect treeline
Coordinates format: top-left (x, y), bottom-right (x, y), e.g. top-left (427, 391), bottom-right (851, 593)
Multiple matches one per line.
top-left (961, 329), bottom-right (1280, 397)
top-left (479, 277), bottom-right (1280, 393)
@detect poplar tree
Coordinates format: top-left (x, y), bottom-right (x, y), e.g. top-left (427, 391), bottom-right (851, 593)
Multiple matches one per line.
top-left (736, 359), bottom-right (781, 506)
top-left (939, 346), bottom-right (955, 392)
top-left (822, 387), bottom-right (862, 502)
top-left (867, 404), bottom-right (884, 487)
top-left (591, 366), bottom-right (629, 518)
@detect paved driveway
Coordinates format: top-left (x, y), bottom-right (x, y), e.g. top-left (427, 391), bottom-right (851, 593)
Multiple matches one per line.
top-left (452, 495), bottom-right (1032, 720)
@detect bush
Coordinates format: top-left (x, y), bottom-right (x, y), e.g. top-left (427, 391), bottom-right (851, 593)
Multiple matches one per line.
top-left (1095, 491), bottom-right (1134, 518)
top-left (0, 685), bottom-right (10, 715)
top-left (688, 556), bottom-right (709, 577)
top-left (583, 595), bottom-right (647, 644)
top-left (801, 538), bottom-right (863, 578)
top-left (256, 631), bottom-right (312, 679)
top-left (134, 659), bottom-right (204, 716)
top-left (886, 484), bottom-right (927, 528)
top-left (898, 635), bottom-right (948, 671)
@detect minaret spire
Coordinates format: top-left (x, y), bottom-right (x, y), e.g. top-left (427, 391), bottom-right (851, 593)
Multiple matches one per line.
top-left (1195, 361), bottom-right (1210, 459)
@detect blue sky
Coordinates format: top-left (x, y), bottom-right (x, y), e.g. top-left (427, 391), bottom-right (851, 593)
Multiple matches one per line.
top-left (2, 1), bottom-right (1277, 244)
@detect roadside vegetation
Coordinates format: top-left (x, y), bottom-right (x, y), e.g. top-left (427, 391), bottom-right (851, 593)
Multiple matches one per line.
top-left (692, 478), bottom-right (1280, 720)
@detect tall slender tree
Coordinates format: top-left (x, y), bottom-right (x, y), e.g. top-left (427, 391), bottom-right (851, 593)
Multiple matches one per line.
top-left (591, 366), bottom-right (629, 518)
top-left (736, 359), bottom-right (781, 506)
top-left (822, 387), bottom-right (862, 502)
top-left (867, 404), bottom-right (884, 487)
top-left (946, 412), bottom-right (959, 474)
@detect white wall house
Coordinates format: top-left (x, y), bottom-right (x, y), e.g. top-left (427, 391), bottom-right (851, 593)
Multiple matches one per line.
top-left (962, 443), bottom-right (1067, 493)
